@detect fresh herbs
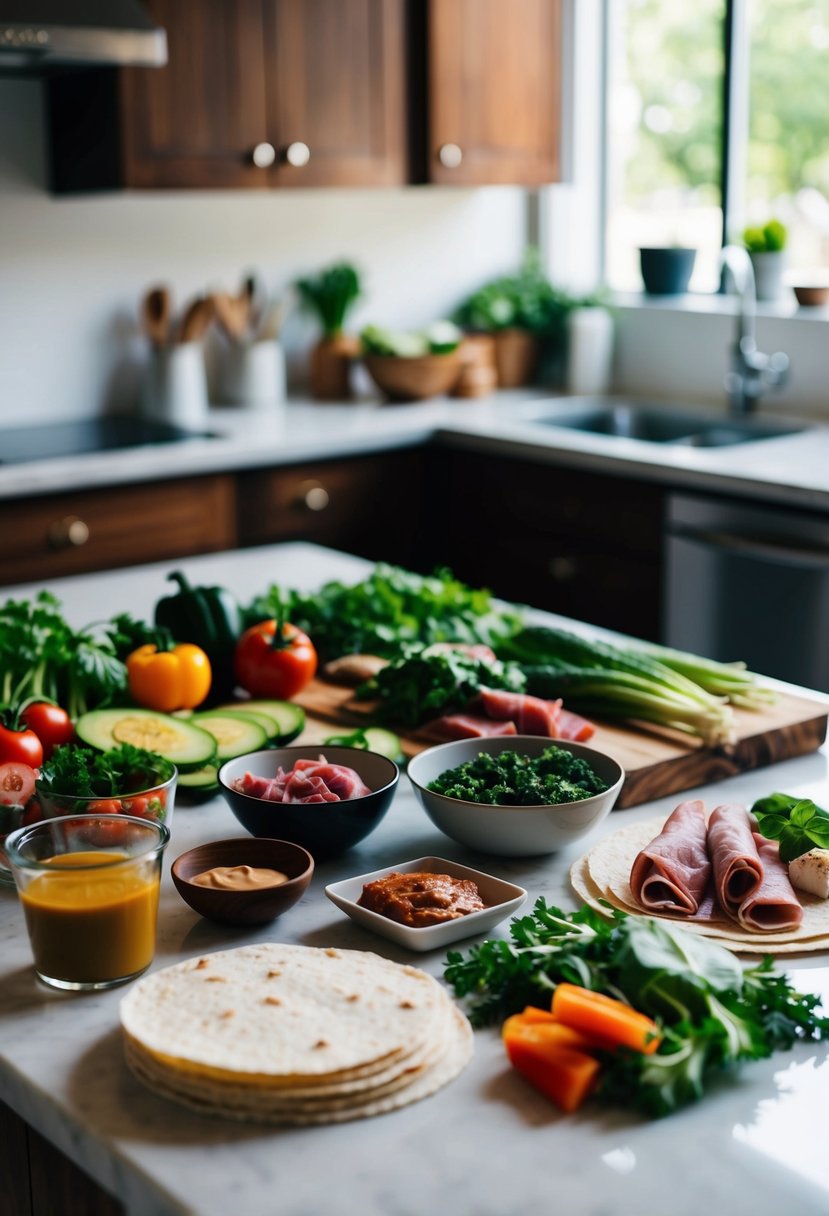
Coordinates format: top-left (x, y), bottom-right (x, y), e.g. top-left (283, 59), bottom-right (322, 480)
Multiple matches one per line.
top-left (248, 565), bottom-right (523, 664)
top-left (0, 593), bottom-right (126, 720)
top-left (751, 792), bottom-right (829, 862)
top-left (357, 645), bottom-right (525, 728)
top-left (38, 742), bottom-right (173, 799)
top-left (427, 744), bottom-right (607, 805)
top-left (294, 262), bottom-right (361, 338)
top-left (444, 899), bottom-right (829, 1117)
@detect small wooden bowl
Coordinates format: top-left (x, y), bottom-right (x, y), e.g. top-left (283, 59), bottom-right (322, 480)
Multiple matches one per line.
top-left (172, 837), bottom-right (314, 926)
top-left (793, 284), bottom-right (829, 307)
top-left (363, 351), bottom-right (462, 401)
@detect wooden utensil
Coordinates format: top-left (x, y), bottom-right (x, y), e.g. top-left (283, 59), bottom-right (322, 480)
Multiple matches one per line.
top-left (212, 292), bottom-right (251, 343)
top-left (241, 273), bottom-right (266, 335)
top-left (142, 286), bottom-right (172, 347)
top-left (177, 295), bottom-right (215, 344)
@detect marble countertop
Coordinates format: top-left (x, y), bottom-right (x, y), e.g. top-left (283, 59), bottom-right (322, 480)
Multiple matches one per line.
top-left (3, 543), bottom-right (829, 1216)
top-left (5, 391), bottom-right (829, 512)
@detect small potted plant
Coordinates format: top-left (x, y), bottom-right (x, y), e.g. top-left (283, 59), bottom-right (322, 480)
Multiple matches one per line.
top-left (295, 262), bottom-right (362, 400)
top-left (743, 218), bottom-right (788, 302)
top-left (639, 245), bottom-right (697, 295)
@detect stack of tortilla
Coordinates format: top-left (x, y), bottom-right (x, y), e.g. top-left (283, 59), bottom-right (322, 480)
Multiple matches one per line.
top-left (120, 943), bottom-right (472, 1124)
top-left (571, 812), bottom-right (829, 955)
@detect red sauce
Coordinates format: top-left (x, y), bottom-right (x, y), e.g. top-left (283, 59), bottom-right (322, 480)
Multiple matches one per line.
top-left (358, 871), bottom-right (486, 927)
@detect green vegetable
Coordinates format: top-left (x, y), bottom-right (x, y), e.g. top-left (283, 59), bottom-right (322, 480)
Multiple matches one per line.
top-left (102, 613), bottom-right (174, 661)
top-left (247, 564), bottom-right (523, 664)
top-left (499, 626), bottom-right (736, 748)
top-left (295, 262), bottom-right (361, 338)
top-left (0, 592), bottom-right (126, 720)
top-left (361, 321), bottom-right (462, 357)
top-left (444, 899), bottom-right (829, 1117)
top-left (322, 726), bottom-right (404, 764)
top-left (357, 645), bottom-right (525, 729)
top-left (743, 218), bottom-right (787, 253)
top-left (74, 707), bottom-right (217, 772)
top-left (154, 571), bottom-right (243, 699)
top-left (215, 701), bottom-right (305, 745)
top-left (427, 744), bottom-right (607, 805)
top-left (628, 640), bottom-right (775, 710)
top-left (191, 712), bottom-right (267, 760)
top-left (751, 792), bottom-right (829, 862)
top-left (38, 743), bottom-right (173, 799)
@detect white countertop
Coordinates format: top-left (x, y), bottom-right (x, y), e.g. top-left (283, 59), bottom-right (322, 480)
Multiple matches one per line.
top-left (3, 543), bottom-right (829, 1216)
top-left (5, 392), bottom-right (829, 512)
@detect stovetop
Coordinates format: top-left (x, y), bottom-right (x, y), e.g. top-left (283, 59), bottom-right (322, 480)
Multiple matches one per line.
top-left (0, 417), bottom-right (216, 464)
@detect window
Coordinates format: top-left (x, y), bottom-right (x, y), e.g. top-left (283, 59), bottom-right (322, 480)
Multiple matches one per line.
top-left (605, 0), bottom-right (829, 293)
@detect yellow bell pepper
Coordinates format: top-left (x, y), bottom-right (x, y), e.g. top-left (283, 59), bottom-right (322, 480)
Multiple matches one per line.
top-left (126, 643), bottom-right (212, 713)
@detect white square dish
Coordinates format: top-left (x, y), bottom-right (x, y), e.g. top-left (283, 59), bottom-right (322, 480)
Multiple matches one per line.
top-left (324, 855), bottom-right (528, 952)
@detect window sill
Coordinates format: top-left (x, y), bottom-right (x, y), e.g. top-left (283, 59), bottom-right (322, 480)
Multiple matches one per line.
top-left (610, 290), bottom-right (829, 325)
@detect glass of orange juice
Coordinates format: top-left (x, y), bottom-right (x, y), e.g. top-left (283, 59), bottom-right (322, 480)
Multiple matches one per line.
top-left (5, 814), bottom-right (169, 991)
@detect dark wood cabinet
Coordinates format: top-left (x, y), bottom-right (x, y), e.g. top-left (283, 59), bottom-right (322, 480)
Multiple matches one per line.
top-left (422, 0), bottom-right (562, 186)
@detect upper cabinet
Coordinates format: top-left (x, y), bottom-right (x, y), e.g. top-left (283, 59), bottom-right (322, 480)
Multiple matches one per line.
top-left (423, 0), bottom-right (562, 187)
top-left (47, 0), bottom-right (562, 193)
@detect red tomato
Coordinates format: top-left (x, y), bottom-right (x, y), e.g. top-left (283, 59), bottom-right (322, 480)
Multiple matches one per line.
top-left (234, 620), bottom-right (317, 700)
top-left (87, 818), bottom-right (129, 849)
top-left (0, 724), bottom-right (43, 769)
top-left (87, 799), bottom-right (124, 816)
top-left (0, 762), bottom-right (37, 808)
top-left (20, 702), bottom-right (74, 760)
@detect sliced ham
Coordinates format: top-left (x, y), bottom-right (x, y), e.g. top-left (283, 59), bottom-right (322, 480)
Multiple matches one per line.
top-left (234, 756), bottom-right (371, 804)
top-left (556, 708), bottom-right (596, 742)
top-left (738, 834), bottom-right (804, 933)
top-left (707, 805), bottom-right (764, 919)
top-left (629, 799), bottom-right (711, 916)
top-left (418, 714), bottom-right (518, 742)
top-left (473, 689), bottom-right (561, 736)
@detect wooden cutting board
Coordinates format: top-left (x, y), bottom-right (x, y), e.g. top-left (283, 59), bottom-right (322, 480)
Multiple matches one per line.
top-left (293, 679), bottom-right (828, 809)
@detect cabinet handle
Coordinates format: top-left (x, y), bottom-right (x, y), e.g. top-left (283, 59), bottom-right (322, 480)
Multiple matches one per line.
top-left (48, 516), bottom-right (90, 550)
top-left (251, 142), bottom-right (276, 168)
top-left (284, 141), bottom-right (311, 168)
top-left (549, 556), bottom-right (578, 583)
top-left (437, 143), bottom-right (463, 169)
top-left (297, 482), bottom-right (330, 512)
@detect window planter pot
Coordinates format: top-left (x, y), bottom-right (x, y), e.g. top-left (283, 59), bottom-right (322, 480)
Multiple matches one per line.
top-left (639, 247), bottom-right (696, 296)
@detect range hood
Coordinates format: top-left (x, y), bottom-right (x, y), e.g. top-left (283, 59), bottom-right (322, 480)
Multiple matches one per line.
top-left (0, 1), bottom-right (167, 74)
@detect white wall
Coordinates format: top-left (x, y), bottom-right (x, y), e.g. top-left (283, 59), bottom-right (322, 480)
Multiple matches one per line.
top-left (0, 79), bottom-right (528, 424)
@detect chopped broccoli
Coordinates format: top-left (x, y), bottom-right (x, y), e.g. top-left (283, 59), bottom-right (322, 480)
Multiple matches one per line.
top-left (427, 745), bottom-right (608, 806)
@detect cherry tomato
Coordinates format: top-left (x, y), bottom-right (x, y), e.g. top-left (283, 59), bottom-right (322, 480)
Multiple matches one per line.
top-left (0, 762), bottom-right (37, 808)
top-left (234, 620), bottom-right (317, 700)
top-left (20, 702), bottom-right (74, 761)
top-left (87, 799), bottom-right (124, 816)
top-left (86, 818), bottom-right (129, 849)
top-left (0, 723), bottom-right (43, 769)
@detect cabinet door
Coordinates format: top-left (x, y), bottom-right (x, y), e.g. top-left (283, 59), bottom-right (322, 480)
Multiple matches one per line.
top-left (261, 0), bottom-right (408, 187)
top-left (120, 0), bottom-right (269, 189)
top-left (425, 0), bottom-right (562, 186)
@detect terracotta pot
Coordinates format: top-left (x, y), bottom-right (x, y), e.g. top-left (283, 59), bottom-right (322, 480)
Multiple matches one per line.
top-left (452, 334), bottom-right (498, 399)
top-left (493, 328), bottom-right (539, 387)
top-left (309, 334), bottom-right (361, 401)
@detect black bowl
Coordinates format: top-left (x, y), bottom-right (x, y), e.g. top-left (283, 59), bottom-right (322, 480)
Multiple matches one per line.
top-left (217, 746), bottom-right (399, 858)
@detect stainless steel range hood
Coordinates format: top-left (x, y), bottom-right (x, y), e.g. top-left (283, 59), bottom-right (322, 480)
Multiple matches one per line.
top-left (0, 2), bottom-right (167, 74)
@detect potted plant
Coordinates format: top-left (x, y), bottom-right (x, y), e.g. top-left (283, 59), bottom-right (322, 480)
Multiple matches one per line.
top-left (639, 245), bottom-right (697, 295)
top-left (743, 218), bottom-right (788, 302)
top-left (295, 262), bottom-right (362, 400)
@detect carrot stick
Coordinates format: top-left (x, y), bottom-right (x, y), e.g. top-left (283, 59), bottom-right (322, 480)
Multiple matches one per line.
top-left (505, 1036), bottom-right (601, 1113)
top-left (551, 983), bottom-right (662, 1055)
top-left (502, 1013), bottom-right (596, 1055)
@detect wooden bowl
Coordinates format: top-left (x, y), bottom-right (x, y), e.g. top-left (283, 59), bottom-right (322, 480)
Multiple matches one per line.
top-left (172, 837), bottom-right (314, 926)
top-left (363, 352), bottom-right (462, 401)
top-left (793, 284), bottom-right (829, 307)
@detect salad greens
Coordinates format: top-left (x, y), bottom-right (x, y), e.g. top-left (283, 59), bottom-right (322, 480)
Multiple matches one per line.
top-left (427, 744), bottom-right (607, 805)
top-left (444, 899), bottom-right (829, 1117)
top-left (751, 792), bottom-right (829, 862)
top-left (357, 645), bottom-right (525, 729)
top-left (247, 564), bottom-right (523, 664)
top-left (38, 742), bottom-right (173, 798)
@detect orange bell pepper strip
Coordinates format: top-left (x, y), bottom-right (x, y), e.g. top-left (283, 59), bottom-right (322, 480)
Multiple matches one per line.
top-left (504, 1031), bottom-right (601, 1113)
top-left (126, 643), bottom-right (212, 713)
top-left (551, 983), bottom-right (662, 1055)
top-left (502, 1013), bottom-right (597, 1053)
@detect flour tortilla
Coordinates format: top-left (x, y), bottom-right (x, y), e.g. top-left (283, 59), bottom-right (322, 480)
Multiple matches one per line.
top-left (571, 820), bottom-right (829, 954)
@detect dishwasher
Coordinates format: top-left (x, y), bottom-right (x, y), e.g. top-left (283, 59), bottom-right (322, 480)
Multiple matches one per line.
top-left (664, 493), bottom-right (829, 693)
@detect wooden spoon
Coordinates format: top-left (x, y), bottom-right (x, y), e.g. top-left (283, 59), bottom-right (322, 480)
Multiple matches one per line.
top-left (211, 292), bottom-right (250, 343)
top-left (142, 286), bottom-right (172, 347)
top-left (178, 295), bottom-right (215, 344)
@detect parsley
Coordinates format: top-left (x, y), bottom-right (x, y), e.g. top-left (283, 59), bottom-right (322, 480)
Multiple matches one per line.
top-left (427, 745), bottom-right (606, 805)
top-left (444, 899), bottom-right (829, 1117)
top-left (751, 792), bottom-right (829, 862)
top-left (38, 744), bottom-right (174, 799)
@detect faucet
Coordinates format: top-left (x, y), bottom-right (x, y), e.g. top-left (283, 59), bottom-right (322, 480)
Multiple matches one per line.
top-left (719, 244), bottom-right (790, 414)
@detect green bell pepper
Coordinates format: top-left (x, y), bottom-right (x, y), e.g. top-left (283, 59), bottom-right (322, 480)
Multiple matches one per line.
top-left (154, 571), bottom-right (243, 699)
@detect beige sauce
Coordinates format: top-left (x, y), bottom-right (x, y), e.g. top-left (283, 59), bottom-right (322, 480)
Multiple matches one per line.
top-left (191, 864), bottom-right (289, 891)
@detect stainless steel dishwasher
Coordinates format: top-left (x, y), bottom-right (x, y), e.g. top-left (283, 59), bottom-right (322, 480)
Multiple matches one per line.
top-left (664, 493), bottom-right (829, 692)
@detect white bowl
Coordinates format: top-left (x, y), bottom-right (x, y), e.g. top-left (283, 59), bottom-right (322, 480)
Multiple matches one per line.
top-left (406, 736), bottom-right (624, 857)
top-left (325, 855), bottom-right (527, 951)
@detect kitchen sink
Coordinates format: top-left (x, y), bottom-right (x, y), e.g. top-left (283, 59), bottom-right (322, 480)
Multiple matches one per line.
top-left (521, 401), bottom-right (809, 448)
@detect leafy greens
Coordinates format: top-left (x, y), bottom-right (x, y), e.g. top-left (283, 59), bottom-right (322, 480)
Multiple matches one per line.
top-left (38, 743), bottom-right (174, 799)
top-left (427, 744), bottom-right (607, 805)
top-left (751, 792), bottom-right (829, 862)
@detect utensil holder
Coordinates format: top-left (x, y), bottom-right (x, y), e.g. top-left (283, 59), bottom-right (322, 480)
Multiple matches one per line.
top-left (219, 340), bottom-right (286, 409)
top-left (142, 344), bottom-right (209, 430)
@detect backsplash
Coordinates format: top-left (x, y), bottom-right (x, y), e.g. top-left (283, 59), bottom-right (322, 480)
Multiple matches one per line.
top-left (0, 80), bottom-right (527, 424)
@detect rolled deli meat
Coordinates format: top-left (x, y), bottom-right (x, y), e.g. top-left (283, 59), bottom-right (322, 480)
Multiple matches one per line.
top-left (629, 799), bottom-right (711, 915)
top-left (707, 805), bottom-right (764, 918)
top-left (737, 834), bottom-right (804, 932)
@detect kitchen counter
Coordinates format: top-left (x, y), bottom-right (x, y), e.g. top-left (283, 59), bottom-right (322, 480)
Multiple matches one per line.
top-left (3, 542), bottom-right (829, 1216)
top-left (5, 391), bottom-right (829, 513)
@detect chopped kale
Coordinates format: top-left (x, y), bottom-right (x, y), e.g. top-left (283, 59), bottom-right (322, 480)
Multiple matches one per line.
top-left (427, 745), bottom-right (607, 805)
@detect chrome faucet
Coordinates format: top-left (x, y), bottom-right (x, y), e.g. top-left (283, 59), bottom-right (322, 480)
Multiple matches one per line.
top-left (720, 245), bottom-right (789, 414)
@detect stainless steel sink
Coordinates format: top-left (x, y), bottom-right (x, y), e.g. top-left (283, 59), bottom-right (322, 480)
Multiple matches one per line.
top-left (521, 400), bottom-right (808, 448)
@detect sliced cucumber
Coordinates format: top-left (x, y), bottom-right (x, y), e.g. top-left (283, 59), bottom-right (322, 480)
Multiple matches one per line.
top-left (177, 764), bottom-right (220, 802)
top-left (209, 705), bottom-right (281, 742)
top-left (216, 700), bottom-right (305, 745)
top-left (323, 726), bottom-right (403, 764)
top-left (191, 712), bottom-right (267, 760)
top-left (75, 708), bottom-right (217, 773)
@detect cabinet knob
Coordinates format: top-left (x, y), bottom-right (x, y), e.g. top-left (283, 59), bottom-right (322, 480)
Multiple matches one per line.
top-left (297, 481), bottom-right (330, 512)
top-left (48, 516), bottom-right (90, 550)
top-left (437, 143), bottom-right (463, 169)
top-left (251, 142), bottom-right (276, 168)
top-left (284, 141), bottom-right (311, 168)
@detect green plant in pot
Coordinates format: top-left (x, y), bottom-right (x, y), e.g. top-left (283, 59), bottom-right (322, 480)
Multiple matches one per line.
top-left (295, 262), bottom-right (362, 400)
top-left (743, 218), bottom-right (788, 302)
top-left (639, 245), bottom-right (697, 296)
